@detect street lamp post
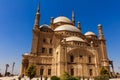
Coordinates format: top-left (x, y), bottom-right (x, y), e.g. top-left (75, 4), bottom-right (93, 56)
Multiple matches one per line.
top-left (118, 66), bottom-right (120, 74)
top-left (12, 62), bottom-right (15, 75)
top-left (5, 64), bottom-right (9, 76)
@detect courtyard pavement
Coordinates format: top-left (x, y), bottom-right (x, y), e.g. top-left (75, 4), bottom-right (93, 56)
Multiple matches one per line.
top-left (0, 76), bottom-right (120, 80)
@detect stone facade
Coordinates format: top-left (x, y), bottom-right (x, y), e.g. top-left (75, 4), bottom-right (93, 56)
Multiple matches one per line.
top-left (21, 4), bottom-right (115, 78)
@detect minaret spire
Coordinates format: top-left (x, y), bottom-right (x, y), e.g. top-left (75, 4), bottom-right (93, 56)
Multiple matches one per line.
top-left (78, 21), bottom-right (82, 32)
top-left (34, 3), bottom-right (40, 29)
top-left (37, 2), bottom-right (40, 13)
top-left (72, 10), bottom-right (75, 26)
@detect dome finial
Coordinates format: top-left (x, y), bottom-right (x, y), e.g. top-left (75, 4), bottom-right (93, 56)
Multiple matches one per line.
top-left (78, 21), bottom-right (82, 32)
top-left (72, 10), bottom-right (75, 26)
top-left (72, 10), bottom-right (74, 17)
top-left (88, 28), bottom-right (90, 31)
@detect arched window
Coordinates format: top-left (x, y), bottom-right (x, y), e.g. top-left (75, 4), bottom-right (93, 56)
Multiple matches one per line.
top-left (88, 56), bottom-right (92, 63)
top-left (49, 48), bottom-right (53, 54)
top-left (89, 69), bottom-right (92, 76)
top-left (70, 68), bottom-right (74, 76)
top-left (40, 67), bottom-right (44, 75)
top-left (70, 55), bottom-right (74, 62)
top-left (43, 38), bottom-right (46, 43)
top-left (48, 69), bottom-right (51, 75)
top-left (42, 47), bottom-right (46, 53)
top-left (50, 39), bottom-right (52, 44)
top-left (80, 55), bottom-right (83, 58)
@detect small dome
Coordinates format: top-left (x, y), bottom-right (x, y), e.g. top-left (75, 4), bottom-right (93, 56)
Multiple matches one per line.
top-left (40, 24), bottom-right (53, 32)
top-left (24, 53), bottom-right (29, 55)
top-left (53, 16), bottom-right (72, 23)
top-left (40, 24), bottom-right (50, 28)
top-left (85, 31), bottom-right (96, 36)
top-left (98, 24), bottom-right (102, 27)
top-left (54, 24), bottom-right (80, 32)
top-left (65, 36), bottom-right (84, 42)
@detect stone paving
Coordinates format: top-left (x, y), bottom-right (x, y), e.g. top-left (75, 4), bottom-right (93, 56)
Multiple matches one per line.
top-left (0, 76), bottom-right (120, 80)
top-left (0, 76), bottom-right (51, 80)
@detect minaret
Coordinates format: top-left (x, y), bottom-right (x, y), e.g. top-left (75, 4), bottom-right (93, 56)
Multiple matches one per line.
top-left (78, 21), bottom-right (82, 32)
top-left (98, 24), bottom-right (104, 40)
top-left (50, 17), bottom-right (54, 29)
top-left (98, 24), bottom-right (109, 69)
top-left (72, 10), bottom-right (75, 25)
top-left (34, 3), bottom-right (40, 29)
top-left (31, 3), bottom-right (40, 56)
top-left (50, 17), bottom-right (54, 24)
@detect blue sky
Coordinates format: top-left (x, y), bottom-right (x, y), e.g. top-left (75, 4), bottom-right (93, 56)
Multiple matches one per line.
top-left (0, 0), bottom-right (120, 74)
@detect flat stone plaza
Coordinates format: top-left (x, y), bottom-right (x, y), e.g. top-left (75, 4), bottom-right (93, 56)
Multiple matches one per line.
top-left (0, 76), bottom-right (120, 80)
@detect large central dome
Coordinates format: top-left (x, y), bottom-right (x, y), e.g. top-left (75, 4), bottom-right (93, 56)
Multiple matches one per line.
top-left (54, 24), bottom-right (80, 32)
top-left (53, 16), bottom-right (72, 23)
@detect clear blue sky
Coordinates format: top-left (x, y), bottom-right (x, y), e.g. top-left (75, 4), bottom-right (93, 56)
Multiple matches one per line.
top-left (0, 0), bottom-right (120, 74)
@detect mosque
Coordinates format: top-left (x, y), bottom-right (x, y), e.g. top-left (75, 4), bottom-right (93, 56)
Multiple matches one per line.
top-left (21, 4), bottom-right (115, 78)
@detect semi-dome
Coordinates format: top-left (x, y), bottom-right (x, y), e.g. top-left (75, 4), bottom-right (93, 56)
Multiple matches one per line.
top-left (84, 31), bottom-right (96, 36)
top-left (65, 36), bottom-right (84, 42)
top-left (53, 16), bottom-right (72, 23)
top-left (54, 24), bottom-right (80, 32)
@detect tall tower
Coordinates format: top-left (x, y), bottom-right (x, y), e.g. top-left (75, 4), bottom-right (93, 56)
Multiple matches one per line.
top-left (72, 10), bottom-right (75, 26)
top-left (98, 24), bottom-right (104, 40)
top-left (34, 3), bottom-right (40, 29)
top-left (98, 24), bottom-right (109, 69)
top-left (31, 3), bottom-right (40, 55)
